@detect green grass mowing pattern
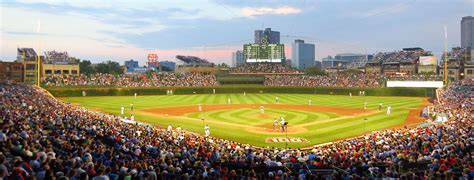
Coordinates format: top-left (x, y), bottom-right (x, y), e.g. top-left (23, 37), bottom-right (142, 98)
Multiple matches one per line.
top-left (61, 94), bottom-right (426, 148)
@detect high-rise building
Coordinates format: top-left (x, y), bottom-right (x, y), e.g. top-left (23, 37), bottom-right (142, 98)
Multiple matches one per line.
top-left (461, 16), bottom-right (474, 48)
top-left (291, 39), bottom-right (315, 69)
top-left (231, 50), bottom-right (244, 67)
top-left (124, 59), bottom-right (139, 68)
top-left (254, 28), bottom-right (280, 44)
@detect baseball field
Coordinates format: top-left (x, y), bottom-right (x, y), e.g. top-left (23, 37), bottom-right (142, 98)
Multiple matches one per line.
top-left (61, 93), bottom-right (428, 148)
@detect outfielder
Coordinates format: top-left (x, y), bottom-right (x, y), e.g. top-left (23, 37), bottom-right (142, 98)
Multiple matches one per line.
top-left (386, 106), bottom-right (392, 115)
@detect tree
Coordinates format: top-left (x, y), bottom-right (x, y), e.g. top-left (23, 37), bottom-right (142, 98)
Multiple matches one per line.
top-left (94, 60), bottom-right (123, 75)
top-left (79, 60), bottom-right (94, 75)
top-left (305, 67), bottom-right (327, 76)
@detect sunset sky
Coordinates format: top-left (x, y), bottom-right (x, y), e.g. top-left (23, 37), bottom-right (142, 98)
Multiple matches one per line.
top-left (1, 0), bottom-right (472, 65)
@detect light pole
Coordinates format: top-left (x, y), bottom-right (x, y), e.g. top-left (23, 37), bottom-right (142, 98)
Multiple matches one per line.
top-left (285, 122), bottom-right (289, 150)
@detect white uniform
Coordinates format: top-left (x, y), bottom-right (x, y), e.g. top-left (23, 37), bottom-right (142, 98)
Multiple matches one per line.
top-left (349, 93), bottom-right (352, 97)
top-left (244, 92), bottom-right (246, 96)
top-left (198, 104), bottom-right (202, 112)
top-left (121, 106), bottom-right (125, 115)
top-left (130, 115), bottom-right (135, 121)
top-left (260, 106), bottom-right (265, 114)
top-left (204, 125), bottom-right (210, 137)
top-left (134, 93), bottom-right (137, 98)
top-left (280, 118), bottom-right (286, 132)
top-left (387, 106), bottom-right (391, 115)
top-left (364, 102), bottom-right (367, 109)
top-left (275, 97), bottom-right (279, 103)
top-left (167, 125), bottom-right (172, 132)
top-left (227, 98), bottom-right (231, 104)
top-left (308, 100), bottom-right (312, 106)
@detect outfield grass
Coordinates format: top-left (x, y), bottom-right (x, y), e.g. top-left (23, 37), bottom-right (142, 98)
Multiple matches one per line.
top-left (60, 94), bottom-right (426, 148)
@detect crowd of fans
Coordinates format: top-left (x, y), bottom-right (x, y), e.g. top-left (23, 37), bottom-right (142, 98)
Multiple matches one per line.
top-left (229, 63), bottom-right (303, 74)
top-left (42, 72), bottom-right (219, 87)
top-left (264, 73), bottom-right (382, 87)
top-left (373, 50), bottom-right (432, 63)
top-left (1, 77), bottom-right (472, 179)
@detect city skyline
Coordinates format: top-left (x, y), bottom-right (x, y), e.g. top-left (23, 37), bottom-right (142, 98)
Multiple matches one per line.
top-left (1, 0), bottom-right (473, 65)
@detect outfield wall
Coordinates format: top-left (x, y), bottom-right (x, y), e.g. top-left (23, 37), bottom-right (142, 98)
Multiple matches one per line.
top-left (45, 86), bottom-right (437, 98)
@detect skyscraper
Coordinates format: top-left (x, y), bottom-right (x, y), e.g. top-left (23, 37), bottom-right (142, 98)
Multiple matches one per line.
top-left (461, 16), bottom-right (474, 48)
top-left (254, 28), bottom-right (280, 44)
top-left (232, 50), bottom-right (244, 67)
top-left (292, 39), bottom-right (315, 69)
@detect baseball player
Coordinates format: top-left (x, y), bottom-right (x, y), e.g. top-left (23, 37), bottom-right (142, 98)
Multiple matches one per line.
top-left (386, 106), bottom-right (392, 115)
top-left (260, 105), bottom-right (265, 114)
top-left (120, 106), bottom-right (125, 116)
top-left (204, 124), bottom-right (210, 137)
top-left (227, 98), bottom-right (231, 104)
top-left (275, 96), bottom-right (279, 103)
top-left (198, 104), bottom-right (203, 112)
top-left (273, 118), bottom-right (278, 131)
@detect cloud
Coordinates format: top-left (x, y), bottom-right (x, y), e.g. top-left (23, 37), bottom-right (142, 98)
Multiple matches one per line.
top-left (353, 2), bottom-right (410, 17)
top-left (241, 6), bottom-right (302, 17)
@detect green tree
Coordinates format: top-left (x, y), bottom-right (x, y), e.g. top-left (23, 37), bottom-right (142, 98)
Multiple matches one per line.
top-left (79, 60), bottom-right (94, 75)
top-left (94, 60), bottom-right (123, 75)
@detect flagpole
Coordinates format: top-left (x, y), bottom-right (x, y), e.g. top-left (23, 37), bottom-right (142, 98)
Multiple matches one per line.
top-left (37, 20), bottom-right (41, 87)
top-left (444, 26), bottom-right (448, 85)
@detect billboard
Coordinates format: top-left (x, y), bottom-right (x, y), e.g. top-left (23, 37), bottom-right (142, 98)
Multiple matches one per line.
top-left (386, 81), bottom-right (443, 88)
top-left (419, 56), bottom-right (436, 66)
top-left (243, 44), bottom-right (285, 63)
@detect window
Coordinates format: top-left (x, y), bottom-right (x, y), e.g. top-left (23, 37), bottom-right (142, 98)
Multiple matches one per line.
top-left (468, 70), bottom-right (473, 74)
top-left (72, 70), bottom-right (78, 74)
top-left (54, 70), bottom-right (61, 74)
top-left (62, 70), bottom-right (69, 74)
top-left (45, 70), bottom-right (52, 74)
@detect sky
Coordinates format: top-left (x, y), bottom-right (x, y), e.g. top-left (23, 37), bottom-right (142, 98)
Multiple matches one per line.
top-left (1, 0), bottom-right (473, 65)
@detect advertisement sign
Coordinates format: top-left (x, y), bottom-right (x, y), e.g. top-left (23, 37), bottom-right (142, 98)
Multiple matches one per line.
top-left (419, 56), bottom-right (436, 66)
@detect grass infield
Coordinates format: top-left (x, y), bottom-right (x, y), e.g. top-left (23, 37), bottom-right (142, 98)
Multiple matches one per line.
top-left (61, 93), bottom-right (427, 149)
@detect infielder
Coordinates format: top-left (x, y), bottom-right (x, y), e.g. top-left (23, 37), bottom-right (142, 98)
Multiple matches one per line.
top-left (198, 104), bottom-right (203, 112)
top-left (275, 96), bottom-right (279, 103)
top-left (273, 118), bottom-right (278, 131)
top-left (260, 105), bottom-right (265, 114)
top-left (227, 98), bottom-right (231, 104)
